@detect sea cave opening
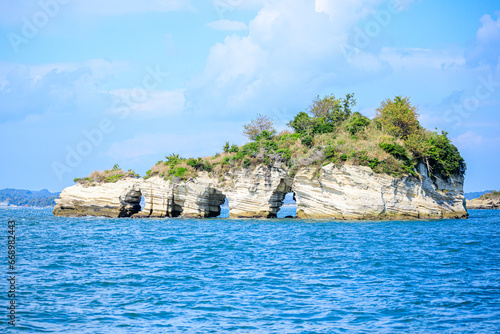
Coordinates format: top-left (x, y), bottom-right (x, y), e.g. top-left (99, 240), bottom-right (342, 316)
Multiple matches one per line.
top-left (140, 195), bottom-right (145, 211)
top-left (217, 197), bottom-right (230, 218)
top-left (277, 192), bottom-right (297, 218)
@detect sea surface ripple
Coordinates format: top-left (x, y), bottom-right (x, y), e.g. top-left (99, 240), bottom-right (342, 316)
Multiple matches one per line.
top-left (1, 208), bottom-right (500, 333)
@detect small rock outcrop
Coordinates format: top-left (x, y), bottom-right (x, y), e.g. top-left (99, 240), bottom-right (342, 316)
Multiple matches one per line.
top-left (467, 192), bottom-right (500, 209)
top-left (54, 163), bottom-right (467, 220)
top-left (53, 179), bottom-right (141, 218)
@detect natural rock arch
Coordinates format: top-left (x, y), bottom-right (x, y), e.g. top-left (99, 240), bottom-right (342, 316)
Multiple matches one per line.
top-left (55, 163), bottom-right (468, 220)
top-left (269, 179), bottom-right (293, 218)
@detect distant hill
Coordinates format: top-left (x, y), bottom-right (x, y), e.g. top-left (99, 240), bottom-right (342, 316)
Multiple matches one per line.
top-left (0, 188), bottom-right (60, 207)
top-left (464, 190), bottom-right (495, 200)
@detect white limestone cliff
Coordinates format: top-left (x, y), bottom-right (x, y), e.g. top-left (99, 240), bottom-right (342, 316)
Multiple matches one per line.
top-left (134, 175), bottom-right (226, 218)
top-left (54, 163), bottom-right (467, 220)
top-left (135, 166), bottom-right (291, 218)
top-left (137, 176), bottom-right (173, 217)
top-left (293, 163), bottom-right (467, 219)
top-left (171, 174), bottom-right (226, 218)
top-left (53, 178), bottom-right (141, 218)
top-left (467, 194), bottom-right (500, 210)
top-left (223, 165), bottom-right (292, 218)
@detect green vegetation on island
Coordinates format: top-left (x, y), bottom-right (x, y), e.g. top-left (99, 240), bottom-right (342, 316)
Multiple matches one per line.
top-left (475, 191), bottom-right (500, 201)
top-left (74, 164), bottom-right (140, 185)
top-left (75, 94), bottom-right (466, 185)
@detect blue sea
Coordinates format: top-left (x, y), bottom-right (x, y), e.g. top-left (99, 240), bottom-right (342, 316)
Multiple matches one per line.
top-left (2, 207), bottom-right (500, 333)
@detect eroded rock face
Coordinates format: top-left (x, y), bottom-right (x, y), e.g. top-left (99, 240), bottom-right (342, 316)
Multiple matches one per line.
top-left (293, 163), bottom-right (467, 219)
top-left (173, 175), bottom-right (226, 218)
top-left (134, 167), bottom-right (291, 218)
top-left (137, 176), bottom-right (173, 218)
top-left (135, 175), bottom-right (226, 218)
top-left (53, 178), bottom-right (142, 218)
top-left (467, 197), bottom-right (500, 210)
top-left (54, 163), bottom-right (467, 220)
top-left (224, 165), bottom-right (292, 218)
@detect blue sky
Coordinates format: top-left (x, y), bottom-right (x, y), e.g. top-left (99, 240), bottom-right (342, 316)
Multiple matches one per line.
top-left (0, 0), bottom-right (499, 193)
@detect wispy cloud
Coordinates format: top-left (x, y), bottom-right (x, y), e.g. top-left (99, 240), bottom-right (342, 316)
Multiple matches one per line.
top-left (467, 12), bottom-right (500, 66)
top-left (0, 0), bottom-right (194, 25)
top-left (108, 89), bottom-right (185, 118)
top-left (207, 20), bottom-right (248, 31)
top-left (107, 129), bottom-right (236, 161)
top-left (72, 0), bottom-right (194, 16)
top-left (188, 0), bottom-right (415, 118)
top-left (0, 60), bottom-right (128, 123)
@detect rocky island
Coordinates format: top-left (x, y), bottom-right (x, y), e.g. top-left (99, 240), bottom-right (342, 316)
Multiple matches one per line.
top-left (467, 191), bottom-right (500, 210)
top-left (54, 95), bottom-right (468, 220)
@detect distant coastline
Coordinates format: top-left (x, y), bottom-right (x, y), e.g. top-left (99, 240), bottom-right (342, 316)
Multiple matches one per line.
top-left (464, 190), bottom-right (495, 200)
top-left (0, 188), bottom-right (60, 207)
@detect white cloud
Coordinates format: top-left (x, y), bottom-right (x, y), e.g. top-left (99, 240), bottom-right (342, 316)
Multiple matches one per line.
top-left (0, 0), bottom-right (193, 24)
top-left (72, 0), bottom-right (194, 16)
top-left (210, 0), bottom-right (270, 14)
top-left (0, 59), bottom-right (128, 122)
top-left (107, 129), bottom-right (234, 161)
top-left (467, 12), bottom-right (500, 66)
top-left (108, 89), bottom-right (185, 118)
top-left (0, 59), bottom-right (185, 123)
top-left (207, 19), bottom-right (248, 31)
top-left (477, 13), bottom-right (500, 40)
top-left (0, 59), bottom-right (128, 80)
top-left (455, 131), bottom-right (483, 147)
top-left (186, 0), bottom-right (500, 153)
top-left (189, 1), bottom-right (343, 116)
top-left (315, 0), bottom-right (382, 26)
top-left (0, 78), bottom-right (7, 91)
top-left (107, 133), bottom-right (162, 160)
top-left (0, 0), bottom-right (40, 25)
top-left (187, 0), bottom-right (421, 119)
top-left (379, 48), bottom-right (465, 70)
top-left (452, 131), bottom-right (500, 149)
